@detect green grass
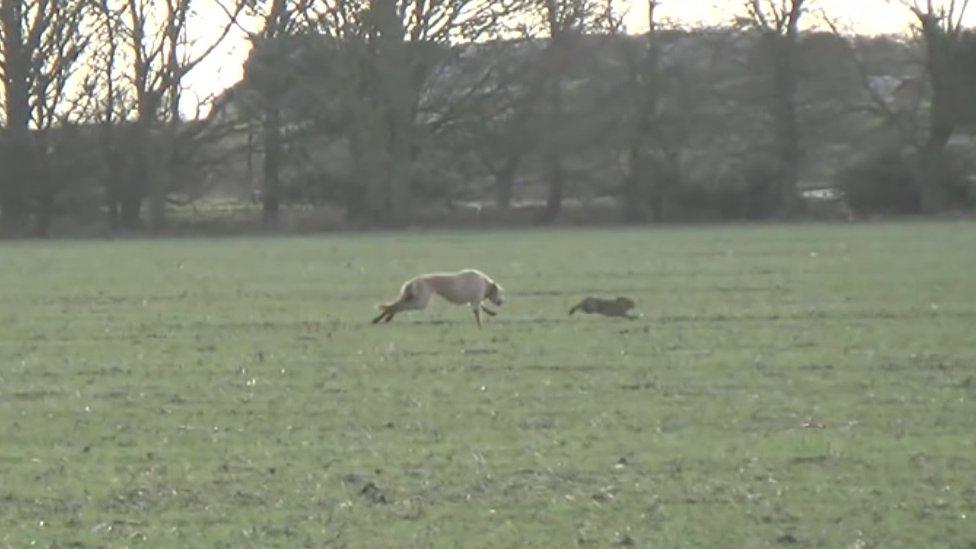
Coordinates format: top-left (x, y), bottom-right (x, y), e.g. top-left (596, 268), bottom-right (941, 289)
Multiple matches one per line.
top-left (1, 222), bottom-right (975, 547)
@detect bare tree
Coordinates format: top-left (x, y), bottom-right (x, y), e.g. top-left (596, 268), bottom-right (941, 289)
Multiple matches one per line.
top-left (107, 0), bottom-right (243, 230)
top-left (816, 15), bottom-right (931, 171)
top-left (1, 0), bottom-right (92, 235)
top-left (1, 0), bottom-right (33, 233)
top-left (530, 0), bottom-right (602, 223)
top-left (84, 0), bottom-right (133, 228)
top-left (370, 0), bottom-right (526, 224)
top-left (466, 40), bottom-right (548, 211)
top-left (619, 0), bottom-right (662, 222)
top-left (244, 0), bottom-right (295, 225)
top-left (898, 0), bottom-right (971, 211)
top-left (740, 0), bottom-right (809, 215)
top-left (241, 0), bottom-right (524, 225)
top-left (30, 0), bottom-right (92, 236)
top-left (242, 0), bottom-right (374, 224)
top-left (329, 0), bottom-right (523, 224)
top-left (243, 1), bottom-right (372, 223)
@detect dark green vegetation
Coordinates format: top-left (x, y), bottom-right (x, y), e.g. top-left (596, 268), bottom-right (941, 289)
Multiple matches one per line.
top-left (3, 1), bottom-right (976, 236)
top-left (1, 222), bottom-right (975, 546)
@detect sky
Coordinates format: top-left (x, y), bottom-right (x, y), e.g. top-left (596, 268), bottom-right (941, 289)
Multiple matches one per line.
top-left (185, 0), bottom-right (975, 110)
top-left (623, 0), bottom-right (922, 34)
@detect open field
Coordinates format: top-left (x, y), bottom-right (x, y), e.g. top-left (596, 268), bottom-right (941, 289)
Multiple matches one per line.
top-left (1, 222), bottom-right (975, 547)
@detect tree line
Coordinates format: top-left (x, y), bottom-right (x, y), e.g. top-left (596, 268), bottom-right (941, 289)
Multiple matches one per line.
top-left (1, 0), bottom-right (974, 236)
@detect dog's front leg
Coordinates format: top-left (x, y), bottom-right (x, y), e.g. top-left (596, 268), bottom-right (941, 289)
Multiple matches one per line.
top-left (480, 304), bottom-right (497, 317)
top-left (473, 306), bottom-right (482, 328)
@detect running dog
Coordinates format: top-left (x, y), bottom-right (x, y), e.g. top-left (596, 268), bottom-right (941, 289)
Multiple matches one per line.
top-left (372, 269), bottom-right (504, 327)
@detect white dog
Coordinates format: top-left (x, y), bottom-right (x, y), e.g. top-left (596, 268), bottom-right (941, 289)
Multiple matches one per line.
top-left (372, 269), bottom-right (504, 327)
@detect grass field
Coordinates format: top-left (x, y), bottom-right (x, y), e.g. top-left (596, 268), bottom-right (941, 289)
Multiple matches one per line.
top-left (1, 222), bottom-right (975, 547)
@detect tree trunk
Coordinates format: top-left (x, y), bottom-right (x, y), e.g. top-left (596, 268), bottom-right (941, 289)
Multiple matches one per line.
top-left (147, 185), bottom-right (166, 232)
top-left (101, 125), bottom-right (127, 230)
top-left (0, 0), bottom-right (33, 235)
top-left (0, 137), bottom-right (32, 235)
top-left (33, 189), bottom-right (54, 237)
top-left (919, 141), bottom-right (952, 213)
top-left (768, 33), bottom-right (801, 216)
top-left (916, 16), bottom-right (957, 213)
top-left (146, 125), bottom-right (172, 232)
top-left (120, 112), bottom-right (153, 231)
top-left (345, 119), bottom-right (374, 224)
top-left (918, 88), bottom-right (955, 213)
top-left (539, 153), bottom-right (564, 224)
top-left (539, 59), bottom-right (565, 225)
top-left (32, 132), bottom-right (54, 237)
top-left (107, 200), bottom-right (120, 229)
top-left (649, 185), bottom-right (665, 222)
top-left (622, 144), bottom-right (647, 223)
top-left (362, 0), bottom-right (415, 227)
top-left (122, 128), bottom-right (148, 231)
top-left (262, 106), bottom-right (282, 225)
top-left (383, 119), bottom-right (413, 227)
top-left (105, 159), bottom-right (122, 229)
top-left (119, 187), bottom-right (143, 230)
top-left (536, 0), bottom-right (594, 225)
top-left (494, 155), bottom-right (520, 210)
top-left (621, 0), bottom-right (660, 224)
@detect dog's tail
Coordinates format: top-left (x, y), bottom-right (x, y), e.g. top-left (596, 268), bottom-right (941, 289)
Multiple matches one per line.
top-left (568, 303), bottom-right (580, 315)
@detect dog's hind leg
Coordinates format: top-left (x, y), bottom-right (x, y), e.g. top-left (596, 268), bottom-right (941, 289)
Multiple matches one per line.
top-left (372, 284), bottom-right (417, 325)
top-left (372, 303), bottom-right (401, 324)
top-left (371, 307), bottom-right (391, 324)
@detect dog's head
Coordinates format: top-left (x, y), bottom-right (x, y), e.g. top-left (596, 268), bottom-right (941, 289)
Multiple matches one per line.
top-left (486, 281), bottom-right (504, 306)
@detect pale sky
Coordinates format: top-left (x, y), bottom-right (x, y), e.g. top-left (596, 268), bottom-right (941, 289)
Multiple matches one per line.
top-left (185, 0), bottom-right (974, 111)
top-left (623, 0), bottom-right (921, 33)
